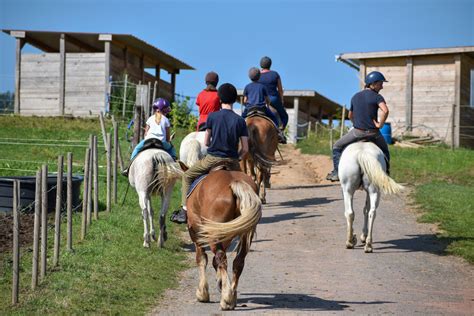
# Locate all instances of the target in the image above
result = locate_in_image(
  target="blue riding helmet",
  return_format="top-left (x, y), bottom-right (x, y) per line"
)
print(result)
top-left (365, 71), bottom-right (388, 85)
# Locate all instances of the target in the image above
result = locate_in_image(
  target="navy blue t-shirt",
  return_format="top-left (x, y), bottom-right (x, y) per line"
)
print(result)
top-left (258, 70), bottom-right (280, 97)
top-left (350, 89), bottom-right (385, 130)
top-left (244, 82), bottom-right (268, 107)
top-left (206, 109), bottom-right (249, 159)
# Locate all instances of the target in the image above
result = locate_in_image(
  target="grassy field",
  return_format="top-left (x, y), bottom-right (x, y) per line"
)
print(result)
top-left (0, 115), bottom-right (192, 314)
top-left (298, 131), bottom-right (474, 263)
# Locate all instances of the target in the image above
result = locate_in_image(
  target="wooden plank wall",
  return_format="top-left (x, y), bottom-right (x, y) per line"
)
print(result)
top-left (460, 54), bottom-right (474, 147)
top-left (65, 53), bottom-right (105, 116)
top-left (20, 54), bottom-right (60, 116)
top-left (412, 55), bottom-right (455, 141)
top-left (366, 58), bottom-right (406, 134)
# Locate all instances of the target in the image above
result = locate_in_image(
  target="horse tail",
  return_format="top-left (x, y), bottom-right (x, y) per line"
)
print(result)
top-left (149, 153), bottom-right (184, 194)
top-left (248, 124), bottom-right (275, 170)
top-left (197, 181), bottom-right (262, 249)
top-left (357, 151), bottom-right (404, 195)
top-left (185, 139), bottom-right (202, 167)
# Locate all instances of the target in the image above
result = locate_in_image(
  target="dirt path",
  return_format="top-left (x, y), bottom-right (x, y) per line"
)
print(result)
top-left (151, 145), bottom-right (474, 315)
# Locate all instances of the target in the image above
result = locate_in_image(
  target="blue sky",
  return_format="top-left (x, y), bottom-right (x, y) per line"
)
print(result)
top-left (1, 0), bottom-right (473, 109)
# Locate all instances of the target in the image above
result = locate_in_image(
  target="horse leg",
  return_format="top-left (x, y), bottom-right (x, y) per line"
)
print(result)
top-left (360, 193), bottom-right (370, 244)
top-left (147, 198), bottom-right (156, 242)
top-left (214, 248), bottom-right (233, 310)
top-left (343, 187), bottom-right (357, 249)
top-left (228, 234), bottom-right (250, 310)
top-left (158, 183), bottom-right (174, 247)
top-left (364, 188), bottom-right (380, 253)
top-left (138, 191), bottom-right (151, 248)
top-left (256, 168), bottom-right (266, 204)
top-left (264, 167), bottom-right (271, 188)
top-left (195, 243), bottom-right (210, 302)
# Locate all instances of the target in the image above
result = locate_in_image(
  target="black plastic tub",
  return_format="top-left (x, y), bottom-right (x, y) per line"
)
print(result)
top-left (0, 175), bottom-right (84, 214)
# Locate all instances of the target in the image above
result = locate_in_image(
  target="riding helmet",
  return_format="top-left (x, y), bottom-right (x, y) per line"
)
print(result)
top-left (248, 67), bottom-right (261, 81)
top-left (218, 83), bottom-right (238, 104)
top-left (152, 98), bottom-right (171, 115)
top-left (365, 71), bottom-right (388, 85)
top-left (260, 56), bottom-right (272, 69)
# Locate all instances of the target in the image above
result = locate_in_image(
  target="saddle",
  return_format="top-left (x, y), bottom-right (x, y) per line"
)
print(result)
top-left (246, 108), bottom-right (277, 127)
top-left (130, 138), bottom-right (166, 165)
top-left (186, 162), bottom-right (236, 198)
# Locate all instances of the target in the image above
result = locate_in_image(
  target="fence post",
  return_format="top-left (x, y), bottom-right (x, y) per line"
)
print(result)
top-left (93, 136), bottom-right (99, 220)
top-left (122, 73), bottom-right (128, 118)
top-left (12, 180), bottom-right (20, 305)
top-left (113, 121), bottom-right (118, 204)
top-left (106, 133), bottom-right (112, 212)
top-left (340, 106), bottom-right (346, 139)
top-left (40, 164), bottom-right (48, 280)
top-left (113, 117), bottom-right (124, 171)
top-left (32, 169), bottom-right (41, 289)
top-left (53, 155), bottom-right (63, 267)
top-left (66, 153), bottom-right (73, 251)
top-left (132, 106), bottom-right (142, 148)
top-left (87, 135), bottom-right (93, 226)
top-left (99, 112), bottom-right (108, 149)
top-left (307, 121), bottom-right (312, 137)
top-left (81, 148), bottom-right (90, 240)
top-left (451, 104), bottom-right (455, 150)
top-left (152, 81), bottom-right (157, 104)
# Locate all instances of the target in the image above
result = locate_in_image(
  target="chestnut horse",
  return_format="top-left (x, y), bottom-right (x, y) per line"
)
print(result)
top-left (241, 115), bottom-right (278, 203)
top-left (186, 169), bottom-right (262, 310)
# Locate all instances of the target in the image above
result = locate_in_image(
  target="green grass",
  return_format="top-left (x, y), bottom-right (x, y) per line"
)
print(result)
top-left (298, 130), bottom-right (474, 263)
top-left (0, 115), bottom-right (192, 314)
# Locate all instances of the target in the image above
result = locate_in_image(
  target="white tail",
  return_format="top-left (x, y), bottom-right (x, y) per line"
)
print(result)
top-left (185, 139), bottom-right (202, 167)
top-left (357, 151), bottom-right (404, 195)
top-left (197, 181), bottom-right (262, 248)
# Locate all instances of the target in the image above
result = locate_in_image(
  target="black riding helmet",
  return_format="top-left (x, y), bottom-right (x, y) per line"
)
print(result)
top-left (260, 56), bottom-right (272, 69)
top-left (248, 67), bottom-right (260, 81)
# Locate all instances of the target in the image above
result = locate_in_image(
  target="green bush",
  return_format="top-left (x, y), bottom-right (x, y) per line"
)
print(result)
top-left (169, 96), bottom-right (198, 132)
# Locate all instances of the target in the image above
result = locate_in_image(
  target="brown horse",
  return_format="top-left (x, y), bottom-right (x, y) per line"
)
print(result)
top-left (185, 169), bottom-right (262, 310)
top-left (241, 115), bottom-right (278, 203)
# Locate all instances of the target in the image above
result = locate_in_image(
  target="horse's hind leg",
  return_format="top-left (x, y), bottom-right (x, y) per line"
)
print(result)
top-left (195, 244), bottom-right (210, 302)
top-left (213, 247), bottom-right (232, 310)
top-left (227, 234), bottom-right (250, 310)
top-left (158, 183), bottom-right (174, 248)
top-left (364, 188), bottom-right (380, 253)
top-left (256, 168), bottom-right (266, 204)
top-left (147, 198), bottom-right (156, 242)
top-left (138, 191), bottom-right (151, 248)
top-left (343, 187), bottom-right (357, 249)
top-left (361, 193), bottom-right (370, 244)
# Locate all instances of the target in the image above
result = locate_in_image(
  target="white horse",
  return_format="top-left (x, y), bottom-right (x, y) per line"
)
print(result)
top-left (179, 131), bottom-right (207, 167)
top-left (129, 149), bottom-right (183, 248)
top-left (338, 142), bottom-right (404, 253)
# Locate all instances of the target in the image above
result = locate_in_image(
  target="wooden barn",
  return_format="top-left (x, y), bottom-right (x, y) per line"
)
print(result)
top-left (338, 46), bottom-right (474, 148)
top-left (2, 29), bottom-right (194, 117)
top-left (237, 89), bottom-right (343, 143)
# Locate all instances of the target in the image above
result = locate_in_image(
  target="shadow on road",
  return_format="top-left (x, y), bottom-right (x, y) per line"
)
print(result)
top-left (267, 196), bottom-right (336, 209)
top-left (271, 184), bottom-right (337, 190)
top-left (376, 234), bottom-right (467, 256)
top-left (259, 211), bottom-right (321, 225)
top-left (237, 292), bottom-right (393, 311)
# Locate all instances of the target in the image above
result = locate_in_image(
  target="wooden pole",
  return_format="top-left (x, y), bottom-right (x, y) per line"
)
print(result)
top-left (112, 117), bottom-right (124, 170)
top-left (87, 135), bottom-right (93, 225)
top-left (147, 81), bottom-right (152, 117)
top-left (113, 121), bottom-right (118, 204)
top-left (40, 164), bottom-right (48, 280)
top-left (106, 133), bottom-right (112, 212)
top-left (53, 155), bottom-right (63, 267)
top-left (122, 73), bottom-right (128, 118)
top-left (66, 153), bottom-right (73, 251)
top-left (99, 112), bottom-right (108, 149)
top-left (133, 106), bottom-right (142, 148)
top-left (12, 180), bottom-right (20, 305)
top-left (59, 34), bottom-right (66, 116)
top-left (340, 106), bottom-right (346, 139)
top-left (32, 169), bottom-right (41, 289)
top-left (81, 148), bottom-right (90, 240)
top-left (152, 81), bottom-right (157, 104)
top-left (307, 121), bottom-right (312, 137)
top-left (93, 136), bottom-right (99, 220)
top-left (451, 104), bottom-right (456, 150)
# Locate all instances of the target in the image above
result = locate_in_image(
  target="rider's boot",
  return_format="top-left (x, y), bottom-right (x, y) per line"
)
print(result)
top-left (326, 170), bottom-right (339, 182)
top-left (278, 129), bottom-right (287, 144)
top-left (170, 206), bottom-right (187, 224)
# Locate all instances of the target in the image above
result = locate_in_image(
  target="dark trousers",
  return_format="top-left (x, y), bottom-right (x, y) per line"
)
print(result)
top-left (332, 128), bottom-right (390, 172)
top-left (269, 95), bottom-right (288, 129)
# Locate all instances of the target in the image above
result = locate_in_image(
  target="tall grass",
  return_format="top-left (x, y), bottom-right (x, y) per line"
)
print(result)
top-left (0, 115), bottom-right (190, 314)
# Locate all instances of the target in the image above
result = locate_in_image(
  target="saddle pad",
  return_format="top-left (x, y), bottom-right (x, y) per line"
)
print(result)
top-left (187, 174), bottom-right (208, 198)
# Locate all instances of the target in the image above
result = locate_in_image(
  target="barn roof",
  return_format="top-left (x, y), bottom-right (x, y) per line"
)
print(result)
top-left (337, 46), bottom-right (474, 69)
top-left (2, 29), bottom-right (194, 73)
top-left (237, 89), bottom-right (343, 118)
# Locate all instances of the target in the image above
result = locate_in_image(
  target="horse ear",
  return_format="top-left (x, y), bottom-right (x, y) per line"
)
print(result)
top-left (178, 160), bottom-right (189, 171)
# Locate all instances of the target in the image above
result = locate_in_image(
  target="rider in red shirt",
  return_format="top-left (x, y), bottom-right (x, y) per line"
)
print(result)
top-left (196, 71), bottom-right (221, 131)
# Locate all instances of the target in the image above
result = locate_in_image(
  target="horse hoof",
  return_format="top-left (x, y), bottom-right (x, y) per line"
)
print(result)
top-left (364, 245), bottom-right (373, 253)
top-left (345, 243), bottom-right (355, 249)
top-left (151, 232), bottom-right (157, 242)
top-left (143, 242), bottom-right (150, 248)
top-left (196, 288), bottom-right (210, 302)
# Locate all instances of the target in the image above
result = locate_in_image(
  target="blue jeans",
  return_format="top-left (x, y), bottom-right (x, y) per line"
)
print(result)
top-left (242, 105), bottom-right (279, 128)
top-left (269, 95), bottom-right (288, 129)
top-left (131, 139), bottom-right (176, 160)
top-left (332, 128), bottom-right (390, 172)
